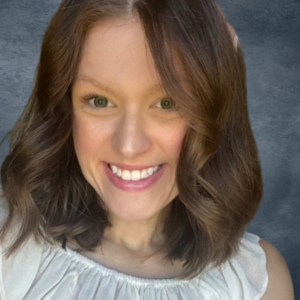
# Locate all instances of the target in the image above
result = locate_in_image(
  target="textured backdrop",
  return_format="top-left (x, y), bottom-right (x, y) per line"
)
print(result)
top-left (0, 0), bottom-right (299, 297)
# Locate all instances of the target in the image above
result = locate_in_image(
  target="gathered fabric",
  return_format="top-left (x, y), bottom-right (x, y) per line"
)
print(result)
top-left (0, 200), bottom-right (268, 300)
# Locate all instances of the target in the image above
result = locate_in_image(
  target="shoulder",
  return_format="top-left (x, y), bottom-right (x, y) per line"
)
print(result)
top-left (259, 239), bottom-right (294, 300)
top-left (0, 195), bottom-right (44, 300)
top-left (219, 233), bottom-right (293, 300)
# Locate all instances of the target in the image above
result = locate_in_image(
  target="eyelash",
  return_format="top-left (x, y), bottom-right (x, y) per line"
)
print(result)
top-left (81, 93), bottom-right (177, 110)
top-left (81, 93), bottom-right (114, 107)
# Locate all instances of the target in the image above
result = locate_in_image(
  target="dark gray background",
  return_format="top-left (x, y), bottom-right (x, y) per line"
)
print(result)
top-left (0, 0), bottom-right (299, 297)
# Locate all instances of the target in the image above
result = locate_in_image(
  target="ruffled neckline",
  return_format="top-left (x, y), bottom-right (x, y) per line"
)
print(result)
top-left (62, 246), bottom-right (203, 287)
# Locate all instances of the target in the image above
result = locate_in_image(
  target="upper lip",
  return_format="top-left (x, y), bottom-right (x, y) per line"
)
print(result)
top-left (106, 162), bottom-right (162, 171)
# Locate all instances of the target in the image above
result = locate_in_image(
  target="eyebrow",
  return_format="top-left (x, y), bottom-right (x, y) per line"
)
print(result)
top-left (75, 75), bottom-right (165, 96)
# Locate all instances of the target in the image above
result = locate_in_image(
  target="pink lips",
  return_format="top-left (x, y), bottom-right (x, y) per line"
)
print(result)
top-left (104, 162), bottom-right (165, 192)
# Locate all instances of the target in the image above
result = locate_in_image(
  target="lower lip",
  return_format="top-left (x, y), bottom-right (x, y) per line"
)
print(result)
top-left (104, 163), bottom-right (166, 192)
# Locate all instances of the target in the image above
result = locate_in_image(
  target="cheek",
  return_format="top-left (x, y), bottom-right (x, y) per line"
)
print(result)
top-left (72, 114), bottom-right (105, 163)
top-left (72, 116), bottom-right (91, 158)
top-left (154, 121), bottom-right (188, 162)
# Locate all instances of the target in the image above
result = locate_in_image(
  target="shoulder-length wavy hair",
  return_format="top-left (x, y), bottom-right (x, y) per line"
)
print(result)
top-left (1, 0), bottom-right (262, 278)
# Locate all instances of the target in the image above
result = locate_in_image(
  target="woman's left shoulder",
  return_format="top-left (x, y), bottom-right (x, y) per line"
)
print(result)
top-left (218, 232), bottom-right (294, 300)
top-left (259, 239), bottom-right (294, 300)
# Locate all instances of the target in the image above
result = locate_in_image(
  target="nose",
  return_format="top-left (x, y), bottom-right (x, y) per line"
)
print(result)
top-left (112, 110), bottom-right (152, 159)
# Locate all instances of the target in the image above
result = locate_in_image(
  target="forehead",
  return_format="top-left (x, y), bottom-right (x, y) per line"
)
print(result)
top-left (76, 18), bottom-right (161, 92)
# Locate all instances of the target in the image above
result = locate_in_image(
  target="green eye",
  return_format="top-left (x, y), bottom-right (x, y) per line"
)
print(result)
top-left (158, 98), bottom-right (176, 109)
top-left (91, 96), bottom-right (109, 107)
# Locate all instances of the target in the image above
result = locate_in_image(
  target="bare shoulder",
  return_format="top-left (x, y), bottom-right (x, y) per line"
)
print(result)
top-left (259, 239), bottom-right (294, 300)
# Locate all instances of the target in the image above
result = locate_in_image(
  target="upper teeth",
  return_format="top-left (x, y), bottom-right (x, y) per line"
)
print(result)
top-left (110, 164), bottom-right (160, 181)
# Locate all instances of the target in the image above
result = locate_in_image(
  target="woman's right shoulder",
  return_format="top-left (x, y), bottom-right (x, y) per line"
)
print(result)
top-left (0, 193), bottom-right (44, 300)
top-left (0, 191), bottom-right (8, 227)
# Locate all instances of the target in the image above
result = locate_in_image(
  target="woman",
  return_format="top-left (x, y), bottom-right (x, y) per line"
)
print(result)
top-left (0, 0), bottom-right (294, 299)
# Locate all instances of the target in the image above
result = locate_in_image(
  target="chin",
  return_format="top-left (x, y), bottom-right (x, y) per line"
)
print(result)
top-left (101, 193), bottom-right (173, 224)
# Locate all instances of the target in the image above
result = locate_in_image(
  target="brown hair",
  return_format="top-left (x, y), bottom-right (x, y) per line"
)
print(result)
top-left (0, 0), bottom-right (262, 278)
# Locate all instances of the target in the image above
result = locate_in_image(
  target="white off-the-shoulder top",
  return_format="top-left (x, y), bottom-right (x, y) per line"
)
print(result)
top-left (0, 200), bottom-right (268, 300)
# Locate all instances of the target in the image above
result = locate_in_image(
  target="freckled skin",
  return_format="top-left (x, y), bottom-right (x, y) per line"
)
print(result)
top-left (72, 18), bottom-right (188, 225)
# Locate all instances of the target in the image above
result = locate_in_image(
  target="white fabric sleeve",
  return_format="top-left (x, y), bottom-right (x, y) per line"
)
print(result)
top-left (0, 197), bottom-right (43, 300)
top-left (221, 232), bottom-right (269, 300)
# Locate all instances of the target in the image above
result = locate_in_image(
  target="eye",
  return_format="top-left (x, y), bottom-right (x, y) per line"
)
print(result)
top-left (155, 98), bottom-right (176, 110)
top-left (83, 94), bottom-right (114, 108)
top-left (90, 96), bottom-right (113, 108)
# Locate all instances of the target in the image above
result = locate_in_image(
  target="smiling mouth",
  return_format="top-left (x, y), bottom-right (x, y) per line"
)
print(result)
top-left (108, 163), bottom-right (163, 181)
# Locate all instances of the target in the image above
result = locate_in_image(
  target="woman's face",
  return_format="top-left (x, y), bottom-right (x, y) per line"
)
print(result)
top-left (72, 18), bottom-right (188, 222)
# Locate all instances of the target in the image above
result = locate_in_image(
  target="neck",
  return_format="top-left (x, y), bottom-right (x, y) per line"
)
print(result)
top-left (104, 212), bottom-right (165, 253)
top-left (67, 204), bottom-right (186, 278)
